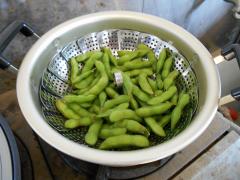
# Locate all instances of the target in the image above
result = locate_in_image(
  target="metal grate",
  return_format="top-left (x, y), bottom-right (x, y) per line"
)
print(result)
top-left (39, 29), bottom-right (199, 148)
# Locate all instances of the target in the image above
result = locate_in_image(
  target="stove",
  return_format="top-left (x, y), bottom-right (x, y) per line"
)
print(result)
top-left (0, 90), bottom-right (238, 180)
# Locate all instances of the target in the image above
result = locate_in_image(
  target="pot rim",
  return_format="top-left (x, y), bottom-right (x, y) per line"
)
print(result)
top-left (16, 11), bottom-right (220, 166)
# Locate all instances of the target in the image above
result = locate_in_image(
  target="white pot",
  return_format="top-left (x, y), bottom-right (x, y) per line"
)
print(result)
top-left (16, 11), bottom-right (220, 167)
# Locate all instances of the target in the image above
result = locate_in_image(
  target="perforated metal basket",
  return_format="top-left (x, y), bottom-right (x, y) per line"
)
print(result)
top-left (39, 29), bottom-right (199, 147)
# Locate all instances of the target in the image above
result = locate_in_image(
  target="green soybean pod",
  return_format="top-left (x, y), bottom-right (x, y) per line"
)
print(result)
top-left (113, 119), bottom-right (150, 137)
top-left (161, 56), bottom-right (173, 79)
top-left (148, 86), bottom-right (177, 105)
top-left (136, 49), bottom-right (149, 57)
top-left (158, 114), bottom-right (171, 128)
top-left (138, 73), bottom-right (154, 95)
top-left (97, 102), bottom-right (129, 118)
top-left (156, 48), bottom-right (167, 74)
top-left (137, 43), bottom-right (151, 51)
top-left (155, 90), bottom-right (163, 96)
top-left (64, 117), bottom-right (93, 129)
top-left (99, 134), bottom-right (149, 150)
top-left (125, 68), bottom-right (153, 77)
top-left (79, 103), bottom-right (92, 108)
top-left (147, 78), bottom-right (157, 92)
top-left (82, 52), bottom-right (103, 73)
top-left (85, 119), bottom-right (103, 146)
top-left (117, 51), bottom-right (139, 65)
top-left (75, 51), bottom-right (94, 62)
top-left (74, 73), bottom-right (95, 89)
top-left (87, 61), bottom-right (109, 95)
top-left (99, 128), bottom-right (127, 139)
top-left (89, 104), bottom-right (100, 114)
top-left (147, 51), bottom-right (157, 71)
top-left (89, 75), bottom-right (100, 88)
top-left (131, 77), bottom-right (138, 84)
top-left (156, 74), bottom-right (164, 90)
top-left (145, 117), bottom-right (166, 136)
top-left (132, 85), bottom-right (150, 103)
top-left (55, 100), bottom-right (80, 119)
top-left (163, 70), bottom-right (179, 90)
top-left (99, 91), bottom-right (107, 107)
top-left (130, 96), bottom-right (139, 110)
top-left (136, 101), bottom-right (172, 117)
top-left (171, 92), bottom-right (178, 105)
top-left (105, 87), bottom-right (119, 99)
top-left (121, 59), bottom-right (152, 71)
top-left (171, 93), bottom-right (190, 130)
top-left (70, 58), bottom-right (79, 84)
top-left (117, 50), bottom-right (130, 57)
top-left (103, 52), bottom-right (113, 80)
top-left (68, 103), bottom-right (91, 117)
top-left (109, 109), bottom-right (142, 122)
top-left (103, 48), bottom-right (117, 66)
top-left (72, 69), bottom-right (94, 84)
top-left (103, 95), bottom-right (129, 110)
top-left (122, 73), bottom-right (133, 97)
top-left (63, 94), bottom-right (96, 104)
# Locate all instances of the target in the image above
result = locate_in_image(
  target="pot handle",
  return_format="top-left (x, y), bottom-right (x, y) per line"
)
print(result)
top-left (0, 21), bottom-right (39, 74)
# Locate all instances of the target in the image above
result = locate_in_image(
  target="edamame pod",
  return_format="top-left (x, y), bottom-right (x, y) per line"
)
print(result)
top-left (68, 103), bottom-right (91, 117)
top-left (72, 69), bottom-right (94, 84)
top-left (63, 94), bottom-right (96, 104)
top-left (138, 73), bottom-right (154, 95)
top-left (87, 61), bottom-right (109, 95)
top-left (122, 73), bottom-right (133, 97)
top-left (161, 56), bottom-right (173, 79)
top-left (121, 59), bottom-right (152, 71)
top-left (125, 68), bottom-right (153, 77)
top-left (105, 87), bottom-right (119, 99)
top-left (163, 70), bottom-right (179, 90)
top-left (70, 58), bottom-right (79, 84)
top-left (55, 100), bottom-right (80, 119)
top-left (109, 109), bottom-right (141, 122)
top-left (102, 53), bottom-right (113, 80)
top-left (147, 51), bottom-right (157, 71)
top-left (132, 85), bottom-right (150, 102)
top-left (85, 119), bottom-right (103, 146)
top-left (156, 74), bottom-right (163, 90)
top-left (148, 86), bottom-right (177, 105)
top-left (97, 102), bottom-right (129, 118)
top-left (99, 135), bottom-right (149, 150)
top-left (137, 44), bottom-right (151, 51)
top-left (74, 73), bottom-right (95, 89)
top-left (64, 117), bottom-right (93, 129)
top-left (156, 48), bottom-right (167, 74)
top-left (136, 101), bottom-right (172, 117)
top-left (171, 93), bottom-right (190, 130)
top-left (147, 78), bottom-right (157, 92)
top-left (158, 114), bottom-right (171, 128)
top-left (117, 51), bottom-right (139, 65)
top-left (99, 128), bottom-right (127, 139)
top-left (113, 119), bottom-right (150, 137)
top-left (145, 117), bottom-right (166, 136)
top-left (103, 95), bottom-right (129, 111)
top-left (82, 52), bottom-right (103, 73)
top-left (99, 91), bottom-right (107, 107)
top-left (75, 51), bottom-right (94, 62)
top-left (103, 48), bottom-right (117, 66)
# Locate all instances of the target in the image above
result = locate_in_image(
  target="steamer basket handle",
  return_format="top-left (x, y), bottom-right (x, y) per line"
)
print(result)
top-left (0, 21), bottom-right (39, 74)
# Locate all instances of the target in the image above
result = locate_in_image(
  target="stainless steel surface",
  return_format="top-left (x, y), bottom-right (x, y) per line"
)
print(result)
top-left (39, 29), bottom-right (199, 146)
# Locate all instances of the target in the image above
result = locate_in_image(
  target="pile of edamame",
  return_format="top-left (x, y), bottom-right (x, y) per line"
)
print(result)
top-left (55, 44), bottom-right (190, 150)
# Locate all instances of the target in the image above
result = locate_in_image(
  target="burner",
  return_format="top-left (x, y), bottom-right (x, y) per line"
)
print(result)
top-left (59, 152), bottom-right (173, 180)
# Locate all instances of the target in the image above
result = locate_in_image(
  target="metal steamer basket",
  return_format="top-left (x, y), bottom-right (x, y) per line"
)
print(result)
top-left (14, 12), bottom-right (220, 166)
top-left (40, 29), bottom-right (198, 146)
